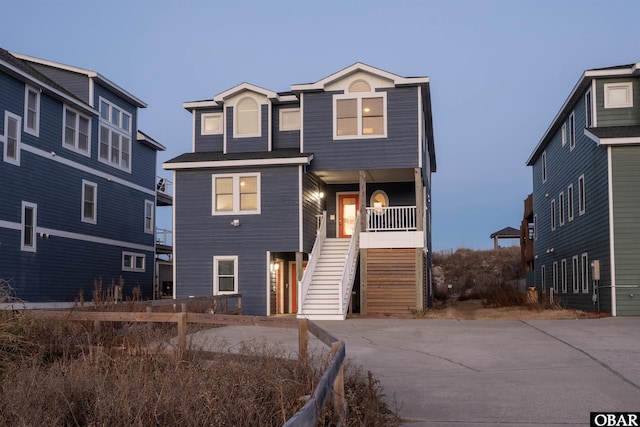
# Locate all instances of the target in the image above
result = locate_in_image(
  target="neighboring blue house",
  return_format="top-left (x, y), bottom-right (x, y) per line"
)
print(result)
top-left (164, 63), bottom-right (436, 319)
top-left (0, 49), bottom-right (165, 305)
top-left (527, 60), bottom-right (640, 316)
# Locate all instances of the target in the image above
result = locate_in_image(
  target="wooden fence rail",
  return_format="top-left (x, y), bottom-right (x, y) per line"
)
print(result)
top-left (29, 304), bottom-right (346, 426)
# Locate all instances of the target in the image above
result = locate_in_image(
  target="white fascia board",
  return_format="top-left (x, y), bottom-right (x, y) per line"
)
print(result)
top-left (213, 82), bottom-right (278, 103)
top-left (584, 68), bottom-right (635, 78)
top-left (584, 128), bottom-right (640, 145)
top-left (163, 155), bottom-right (313, 170)
top-left (136, 130), bottom-right (166, 151)
top-left (0, 58), bottom-right (97, 116)
top-left (183, 100), bottom-right (220, 110)
top-left (584, 129), bottom-right (601, 144)
top-left (291, 62), bottom-right (429, 91)
top-left (10, 52), bottom-right (146, 108)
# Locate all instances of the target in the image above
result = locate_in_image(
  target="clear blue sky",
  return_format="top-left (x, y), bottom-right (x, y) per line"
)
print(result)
top-left (2, 0), bottom-right (639, 251)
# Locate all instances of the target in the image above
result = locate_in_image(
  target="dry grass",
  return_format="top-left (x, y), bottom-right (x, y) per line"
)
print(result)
top-left (0, 279), bottom-right (398, 426)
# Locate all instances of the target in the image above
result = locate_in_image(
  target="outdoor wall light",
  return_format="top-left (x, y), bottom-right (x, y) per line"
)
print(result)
top-left (231, 219), bottom-right (240, 227)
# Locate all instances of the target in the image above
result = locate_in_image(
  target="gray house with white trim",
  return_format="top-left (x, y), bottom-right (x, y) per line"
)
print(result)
top-left (164, 63), bottom-right (436, 319)
top-left (527, 60), bottom-right (640, 316)
top-left (0, 49), bottom-right (164, 304)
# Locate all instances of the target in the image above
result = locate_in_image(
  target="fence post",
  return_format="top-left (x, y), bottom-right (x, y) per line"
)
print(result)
top-left (177, 303), bottom-right (187, 354)
top-left (298, 319), bottom-right (308, 363)
top-left (332, 341), bottom-right (345, 425)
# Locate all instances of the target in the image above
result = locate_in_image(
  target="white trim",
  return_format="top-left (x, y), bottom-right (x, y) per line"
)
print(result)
top-left (561, 258), bottom-right (567, 293)
top-left (122, 251), bottom-right (146, 272)
top-left (360, 231), bottom-right (424, 248)
top-left (191, 110), bottom-right (196, 152)
top-left (333, 91), bottom-right (387, 140)
top-left (171, 170), bottom-right (177, 299)
top-left (541, 264), bottom-right (546, 293)
top-left (214, 82), bottom-right (278, 103)
top-left (279, 108), bottom-right (301, 131)
top-left (266, 252), bottom-right (271, 316)
top-left (300, 93), bottom-right (304, 153)
top-left (21, 201), bottom-right (37, 252)
top-left (211, 172), bottom-right (261, 215)
top-left (183, 100), bottom-right (220, 109)
top-left (541, 151), bottom-right (547, 183)
top-left (559, 191), bottom-right (565, 226)
top-left (163, 155), bottom-right (313, 170)
top-left (607, 146), bottom-right (617, 316)
top-left (144, 199), bottom-right (154, 234)
top-left (21, 144), bottom-right (155, 196)
top-left (561, 122), bottom-right (567, 146)
top-left (550, 199), bottom-right (556, 231)
top-left (213, 255), bottom-right (238, 295)
top-left (584, 88), bottom-right (593, 128)
top-left (298, 165), bottom-right (303, 253)
top-left (201, 112), bottom-right (223, 135)
top-left (35, 226), bottom-right (154, 252)
top-left (533, 214), bottom-right (537, 241)
top-left (89, 78), bottom-right (94, 107)
top-left (572, 255), bottom-right (579, 293)
top-left (63, 105), bottom-right (92, 157)
top-left (592, 79), bottom-right (598, 126)
top-left (81, 180), bottom-right (98, 224)
top-left (585, 128), bottom-right (640, 146)
top-left (553, 261), bottom-right (558, 293)
top-left (98, 96), bottom-right (133, 172)
top-left (0, 219), bottom-right (21, 231)
top-left (418, 86), bottom-right (423, 169)
top-left (3, 111), bottom-right (21, 166)
top-left (581, 252), bottom-right (589, 294)
top-left (268, 102), bottom-right (272, 151)
top-left (223, 106), bottom-right (228, 153)
top-left (567, 183), bottom-right (574, 222)
top-left (569, 111), bottom-right (576, 151)
top-left (24, 85), bottom-right (40, 137)
top-left (604, 82), bottom-right (633, 109)
top-left (578, 174), bottom-right (586, 216)
top-left (291, 62), bottom-right (428, 92)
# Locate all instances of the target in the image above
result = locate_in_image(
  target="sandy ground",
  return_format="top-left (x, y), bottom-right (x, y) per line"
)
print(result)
top-left (417, 299), bottom-right (605, 320)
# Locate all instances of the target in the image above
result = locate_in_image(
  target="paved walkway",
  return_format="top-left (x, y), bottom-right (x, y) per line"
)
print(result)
top-left (190, 317), bottom-right (640, 426)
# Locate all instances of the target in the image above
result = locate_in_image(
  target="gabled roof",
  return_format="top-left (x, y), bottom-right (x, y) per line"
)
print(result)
top-left (163, 148), bottom-right (313, 170)
top-left (290, 62), bottom-right (429, 92)
top-left (11, 51), bottom-right (147, 108)
top-left (137, 130), bottom-right (166, 151)
top-left (213, 82), bottom-right (278, 103)
top-left (526, 61), bottom-right (640, 166)
top-left (0, 48), bottom-right (95, 115)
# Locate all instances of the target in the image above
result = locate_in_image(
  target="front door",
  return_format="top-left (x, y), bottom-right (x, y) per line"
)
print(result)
top-left (338, 193), bottom-right (359, 238)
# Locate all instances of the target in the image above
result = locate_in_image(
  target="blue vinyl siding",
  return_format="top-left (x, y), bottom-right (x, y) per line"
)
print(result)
top-left (304, 88), bottom-right (420, 172)
top-left (194, 109), bottom-right (224, 153)
top-left (225, 105), bottom-right (269, 153)
top-left (0, 62), bottom-right (157, 303)
top-left (274, 105), bottom-right (301, 150)
top-left (30, 63), bottom-right (91, 104)
top-left (303, 172), bottom-right (324, 251)
top-left (532, 87), bottom-right (610, 312)
top-left (174, 165), bottom-right (300, 314)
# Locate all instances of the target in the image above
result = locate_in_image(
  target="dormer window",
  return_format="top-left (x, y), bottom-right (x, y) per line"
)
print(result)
top-left (235, 97), bottom-right (260, 138)
top-left (333, 80), bottom-right (387, 139)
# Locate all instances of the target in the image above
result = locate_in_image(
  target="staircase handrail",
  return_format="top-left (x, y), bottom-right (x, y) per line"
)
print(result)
top-left (298, 211), bottom-right (327, 316)
top-left (338, 212), bottom-right (360, 318)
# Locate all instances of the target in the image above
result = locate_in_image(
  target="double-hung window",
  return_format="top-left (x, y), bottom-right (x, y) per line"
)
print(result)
top-left (572, 256), bottom-right (579, 293)
top-left (567, 184), bottom-right (574, 221)
top-left (581, 253), bottom-right (589, 293)
top-left (561, 259), bottom-right (567, 293)
top-left (122, 252), bottom-right (145, 272)
top-left (213, 256), bottom-right (238, 295)
top-left (21, 201), bottom-right (37, 252)
top-left (559, 191), bottom-right (565, 226)
top-left (569, 112), bottom-right (576, 151)
top-left (24, 86), bottom-right (40, 137)
top-left (212, 173), bottom-right (260, 215)
top-left (144, 200), bottom-right (154, 234)
top-left (99, 98), bottom-right (132, 171)
top-left (64, 106), bottom-right (91, 155)
top-left (578, 175), bottom-right (586, 215)
top-left (3, 111), bottom-right (21, 166)
top-left (82, 180), bottom-right (97, 224)
top-left (334, 80), bottom-right (386, 139)
top-left (550, 199), bottom-right (556, 231)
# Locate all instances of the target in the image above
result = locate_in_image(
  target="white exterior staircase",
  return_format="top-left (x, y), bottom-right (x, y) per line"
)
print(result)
top-left (298, 238), bottom-right (350, 320)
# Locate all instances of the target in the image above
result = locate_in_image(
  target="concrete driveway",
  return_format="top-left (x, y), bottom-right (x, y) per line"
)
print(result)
top-left (191, 317), bottom-right (640, 426)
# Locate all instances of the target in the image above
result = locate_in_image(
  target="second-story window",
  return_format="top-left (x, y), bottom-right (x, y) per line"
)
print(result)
top-left (212, 173), bottom-right (260, 215)
top-left (201, 112), bottom-right (223, 135)
top-left (569, 112), bottom-right (576, 151)
top-left (63, 107), bottom-right (91, 155)
top-left (541, 151), bottom-right (547, 183)
top-left (3, 111), bottom-right (21, 166)
top-left (24, 86), bottom-right (40, 137)
top-left (334, 80), bottom-right (387, 139)
top-left (82, 180), bottom-right (97, 224)
top-left (144, 200), bottom-right (154, 234)
top-left (585, 89), bottom-right (592, 128)
top-left (99, 98), bottom-right (132, 171)
top-left (235, 97), bottom-right (260, 138)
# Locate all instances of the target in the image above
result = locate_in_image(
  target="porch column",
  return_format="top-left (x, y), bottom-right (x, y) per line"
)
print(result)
top-left (359, 170), bottom-right (367, 315)
top-left (415, 168), bottom-right (425, 311)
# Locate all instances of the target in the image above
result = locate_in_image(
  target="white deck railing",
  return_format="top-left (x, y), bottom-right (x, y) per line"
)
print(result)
top-left (298, 212), bottom-right (327, 316)
top-left (339, 213), bottom-right (360, 318)
top-left (156, 176), bottom-right (173, 197)
top-left (366, 206), bottom-right (417, 231)
top-left (156, 227), bottom-right (172, 246)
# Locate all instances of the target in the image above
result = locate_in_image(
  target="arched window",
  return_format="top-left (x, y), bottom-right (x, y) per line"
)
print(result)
top-left (370, 190), bottom-right (389, 214)
top-left (236, 97), bottom-right (259, 137)
top-left (349, 80), bottom-right (371, 93)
